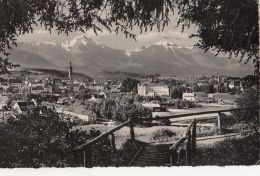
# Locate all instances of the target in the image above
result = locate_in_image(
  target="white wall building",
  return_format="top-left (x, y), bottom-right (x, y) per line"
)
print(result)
top-left (137, 83), bottom-right (170, 97)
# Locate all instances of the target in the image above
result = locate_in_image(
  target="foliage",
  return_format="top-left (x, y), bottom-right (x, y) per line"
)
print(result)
top-left (0, 111), bottom-right (106, 167)
top-left (120, 77), bottom-right (140, 93)
top-left (234, 88), bottom-right (259, 124)
top-left (192, 133), bottom-right (259, 165)
top-left (177, 0), bottom-right (259, 63)
top-left (174, 98), bottom-right (196, 109)
top-left (152, 128), bottom-right (176, 142)
top-left (157, 118), bottom-right (171, 126)
top-left (0, 0), bottom-right (258, 74)
top-left (84, 98), bottom-right (152, 122)
top-left (111, 140), bottom-right (143, 166)
top-left (74, 88), bottom-right (92, 100)
top-left (170, 86), bottom-right (183, 99)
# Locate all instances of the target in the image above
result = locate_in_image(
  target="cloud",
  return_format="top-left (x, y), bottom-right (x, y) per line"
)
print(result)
top-left (34, 29), bottom-right (49, 35)
top-left (84, 29), bottom-right (113, 37)
top-left (136, 30), bottom-right (189, 41)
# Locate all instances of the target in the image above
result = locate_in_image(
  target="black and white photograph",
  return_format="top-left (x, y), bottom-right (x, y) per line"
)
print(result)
top-left (0, 0), bottom-right (259, 170)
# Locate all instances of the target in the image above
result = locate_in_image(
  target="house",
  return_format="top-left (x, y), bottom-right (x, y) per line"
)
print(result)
top-left (86, 82), bottom-right (104, 92)
top-left (9, 79), bottom-right (23, 91)
top-left (141, 103), bottom-right (162, 112)
top-left (73, 83), bottom-right (81, 93)
top-left (41, 101), bottom-right (56, 110)
top-left (228, 80), bottom-right (241, 89)
top-left (13, 101), bottom-right (36, 114)
top-left (110, 83), bottom-right (121, 93)
top-left (183, 92), bottom-right (214, 103)
top-left (182, 93), bottom-right (196, 102)
top-left (0, 95), bottom-right (9, 110)
top-left (31, 86), bottom-right (45, 94)
top-left (44, 83), bottom-right (53, 94)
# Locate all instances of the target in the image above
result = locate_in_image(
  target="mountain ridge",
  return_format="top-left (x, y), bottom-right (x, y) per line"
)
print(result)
top-left (8, 36), bottom-right (254, 77)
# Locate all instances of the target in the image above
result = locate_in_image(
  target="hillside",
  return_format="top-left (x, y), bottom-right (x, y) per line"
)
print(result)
top-left (3, 68), bottom-right (92, 82)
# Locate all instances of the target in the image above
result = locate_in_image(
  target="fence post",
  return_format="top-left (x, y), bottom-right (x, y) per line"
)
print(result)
top-left (83, 146), bottom-right (92, 168)
top-left (129, 119), bottom-right (135, 141)
top-left (191, 119), bottom-right (197, 154)
top-left (185, 131), bottom-right (191, 166)
top-left (217, 112), bottom-right (222, 134)
top-left (110, 133), bottom-right (116, 151)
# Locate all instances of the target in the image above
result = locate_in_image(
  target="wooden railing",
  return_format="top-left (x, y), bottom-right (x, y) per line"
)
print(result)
top-left (74, 119), bottom-right (135, 167)
top-left (74, 106), bottom-right (259, 167)
top-left (169, 119), bottom-right (197, 166)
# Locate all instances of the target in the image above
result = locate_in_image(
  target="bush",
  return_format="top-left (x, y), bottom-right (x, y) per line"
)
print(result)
top-left (192, 133), bottom-right (259, 165)
top-left (152, 128), bottom-right (176, 142)
top-left (111, 140), bottom-right (144, 166)
top-left (157, 118), bottom-right (171, 126)
top-left (0, 111), bottom-right (108, 167)
top-left (234, 88), bottom-right (259, 124)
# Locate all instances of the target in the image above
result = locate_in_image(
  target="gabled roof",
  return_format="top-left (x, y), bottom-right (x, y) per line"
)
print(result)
top-left (15, 101), bottom-right (36, 112)
top-left (32, 86), bottom-right (45, 90)
top-left (9, 79), bottom-right (22, 84)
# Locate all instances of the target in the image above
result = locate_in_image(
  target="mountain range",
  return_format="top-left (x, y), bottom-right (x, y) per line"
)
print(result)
top-left (8, 35), bottom-right (254, 77)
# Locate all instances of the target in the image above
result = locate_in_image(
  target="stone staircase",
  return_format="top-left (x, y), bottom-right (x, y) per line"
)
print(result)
top-left (130, 143), bottom-right (172, 166)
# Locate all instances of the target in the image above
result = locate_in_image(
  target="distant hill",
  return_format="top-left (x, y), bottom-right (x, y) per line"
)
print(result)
top-left (3, 68), bottom-right (92, 82)
top-left (29, 68), bottom-right (93, 81)
top-left (98, 71), bottom-right (160, 80)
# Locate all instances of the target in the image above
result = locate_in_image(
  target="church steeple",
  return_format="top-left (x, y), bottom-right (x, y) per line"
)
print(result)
top-left (68, 61), bottom-right (73, 80)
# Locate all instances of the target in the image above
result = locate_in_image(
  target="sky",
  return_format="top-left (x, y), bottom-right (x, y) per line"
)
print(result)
top-left (17, 16), bottom-right (199, 51)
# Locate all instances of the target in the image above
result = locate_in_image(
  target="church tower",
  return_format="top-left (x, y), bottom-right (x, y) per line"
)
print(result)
top-left (68, 61), bottom-right (73, 80)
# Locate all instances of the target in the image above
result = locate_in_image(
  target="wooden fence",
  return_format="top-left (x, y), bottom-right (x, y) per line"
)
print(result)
top-left (169, 119), bottom-right (196, 166)
top-left (74, 106), bottom-right (259, 167)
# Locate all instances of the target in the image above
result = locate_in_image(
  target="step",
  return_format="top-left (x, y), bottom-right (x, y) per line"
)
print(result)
top-left (136, 157), bottom-right (170, 162)
top-left (134, 161), bottom-right (169, 166)
top-left (141, 153), bottom-right (171, 157)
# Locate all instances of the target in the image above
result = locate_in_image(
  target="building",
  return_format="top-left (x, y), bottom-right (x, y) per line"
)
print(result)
top-left (9, 79), bottom-right (23, 90)
top-left (138, 83), bottom-right (170, 97)
top-left (31, 86), bottom-right (45, 94)
top-left (44, 83), bottom-right (53, 94)
top-left (182, 93), bottom-right (196, 102)
top-left (86, 82), bottom-right (104, 92)
top-left (183, 92), bottom-right (214, 103)
top-left (41, 101), bottom-right (56, 110)
top-left (141, 103), bottom-right (162, 112)
top-left (13, 101), bottom-right (37, 114)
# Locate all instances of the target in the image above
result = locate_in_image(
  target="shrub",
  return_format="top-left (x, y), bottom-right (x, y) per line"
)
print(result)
top-left (192, 133), bottom-right (259, 165)
top-left (0, 111), bottom-right (108, 167)
top-left (111, 140), bottom-right (144, 166)
top-left (152, 128), bottom-right (176, 142)
top-left (157, 118), bottom-right (171, 126)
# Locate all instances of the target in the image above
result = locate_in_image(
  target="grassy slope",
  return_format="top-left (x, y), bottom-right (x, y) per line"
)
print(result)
top-left (193, 134), bottom-right (259, 165)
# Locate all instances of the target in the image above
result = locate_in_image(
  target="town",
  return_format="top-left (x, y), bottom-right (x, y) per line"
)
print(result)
top-left (0, 61), bottom-right (257, 123)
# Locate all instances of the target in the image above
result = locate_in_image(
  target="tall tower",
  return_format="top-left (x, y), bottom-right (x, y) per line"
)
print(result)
top-left (68, 61), bottom-right (73, 80)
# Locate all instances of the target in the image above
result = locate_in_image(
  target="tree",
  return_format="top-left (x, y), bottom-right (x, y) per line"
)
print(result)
top-left (170, 86), bottom-right (183, 99)
top-left (120, 78), bottom-right (140, 93)
top-left (234, 88), bottom-right (259, 124)
top-left (176, 0), bottom-right (258, 63)
top-left (0, 110), bottom-right (108, 167)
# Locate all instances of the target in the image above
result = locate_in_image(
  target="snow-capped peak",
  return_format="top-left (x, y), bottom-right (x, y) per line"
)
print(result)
top-left (61, 35), bottom-right (105, 51)
top-left (154, 39), bottom-right (177, 52)
top-left (154, 39), bottom-right (176, 47)
top-left (125, 46), bottom-right (148, 56)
